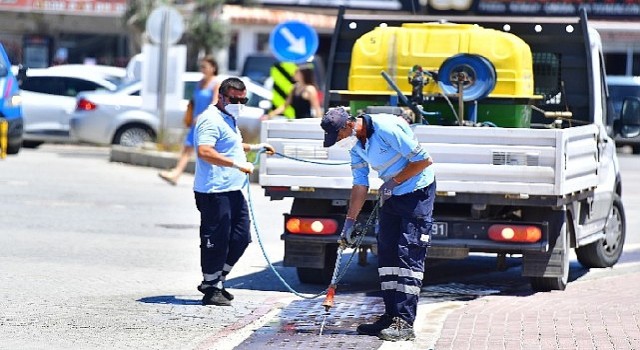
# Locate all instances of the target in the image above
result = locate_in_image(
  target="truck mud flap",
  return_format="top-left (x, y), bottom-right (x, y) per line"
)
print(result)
top-left (522, 212), bottom-right (568, 279)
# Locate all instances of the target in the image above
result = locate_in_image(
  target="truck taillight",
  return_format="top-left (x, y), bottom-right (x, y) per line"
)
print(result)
top-left (76, 98), bottom-right (97, 111)
top-left (286, 217), bottom-right (338, 235)
top-left (488, 224), bottom-right (542, 243)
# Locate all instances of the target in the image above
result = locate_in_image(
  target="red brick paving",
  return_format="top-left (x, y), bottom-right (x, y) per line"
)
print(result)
top-left (433, 271), bottom-right (640, 350)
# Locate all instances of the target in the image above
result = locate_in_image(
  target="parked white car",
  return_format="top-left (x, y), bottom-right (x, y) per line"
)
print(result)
top-left (20, 67), bottom-right (120, 147)
top-left (46, 64), bottom-right (129, 84)
top-left (69, 73), bottom-right (272, 147)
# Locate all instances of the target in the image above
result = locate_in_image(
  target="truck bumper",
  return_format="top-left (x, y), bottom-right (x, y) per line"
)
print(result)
top-left (429, 218), bottom-right (550, 255)
top-left (282, 233), bottom-right (377, 269)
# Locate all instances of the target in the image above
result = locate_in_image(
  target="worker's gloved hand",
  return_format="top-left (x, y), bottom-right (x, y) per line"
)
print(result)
top-left (339, 218), bottom-right (356, 247)
top-left (250, 143), bottom-right (275, 155)
top-left (379, 178), bottom-right (399, 206)
top-left (233, 161), bottom-right (255, 174)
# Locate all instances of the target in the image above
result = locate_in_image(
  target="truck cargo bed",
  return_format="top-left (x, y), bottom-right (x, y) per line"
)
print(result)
top-left (259, 119), bottom-right (599, 198)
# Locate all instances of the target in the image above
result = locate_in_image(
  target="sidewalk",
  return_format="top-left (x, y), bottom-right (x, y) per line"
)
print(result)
top-left (423, 267), bottom-right (640, 350)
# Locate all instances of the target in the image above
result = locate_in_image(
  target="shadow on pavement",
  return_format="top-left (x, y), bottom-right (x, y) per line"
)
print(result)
top-left (137, 295), bottom-right (202, 305)
top-left (224, 253), bottom-right (380, 296)
top-left (138, 252), bottom-right (607, 306)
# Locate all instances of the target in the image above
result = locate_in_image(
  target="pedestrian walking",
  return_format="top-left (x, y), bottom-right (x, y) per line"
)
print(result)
top-left (193, 77), bottom-right (274, 306)
top-left (159, 55), bottom-right (220, 185)
top-left (320, 107), bottom-right (435, 341)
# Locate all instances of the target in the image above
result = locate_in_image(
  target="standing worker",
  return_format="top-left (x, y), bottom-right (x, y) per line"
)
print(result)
top-left (266, 64), bottom-right (322, 119)
top-left (159, 55), bottom-right (220, 185)
top-left (320, 107), bottom-right (435, 341)
top-left (193, 77), bottom-right (274, 306)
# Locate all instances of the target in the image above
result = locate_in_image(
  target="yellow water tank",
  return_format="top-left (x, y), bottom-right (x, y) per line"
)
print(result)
top-left (348, 22), bottom-right (535, 99)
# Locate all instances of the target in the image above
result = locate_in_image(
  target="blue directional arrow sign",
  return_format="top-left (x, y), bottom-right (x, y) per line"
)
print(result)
top-left (269, 20), bottom-right (319, 63)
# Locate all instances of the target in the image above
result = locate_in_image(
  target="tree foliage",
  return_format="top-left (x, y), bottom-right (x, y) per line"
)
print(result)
top-left (188, 0), bottom-right (227, 58)
top-left (123, 0), bottom-right (229, 68)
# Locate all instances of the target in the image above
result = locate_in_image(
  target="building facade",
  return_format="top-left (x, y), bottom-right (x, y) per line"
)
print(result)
top-left (0, 0), bottom-right (638, 76)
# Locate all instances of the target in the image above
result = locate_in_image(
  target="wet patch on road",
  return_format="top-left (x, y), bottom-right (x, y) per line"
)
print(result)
top-left (236, 295), bottom-right (385, 349)
top-left (421, 282), bottom-right (502, 302)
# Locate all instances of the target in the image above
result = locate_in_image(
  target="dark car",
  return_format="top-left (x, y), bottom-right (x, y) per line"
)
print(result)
top-left (608, 75), bottom-right (640, 154)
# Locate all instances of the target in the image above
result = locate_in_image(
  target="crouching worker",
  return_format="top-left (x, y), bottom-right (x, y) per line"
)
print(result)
top-left (194, 77), bottom-right (274, 306)
top-left (320, 107), bottom-right (435, 341)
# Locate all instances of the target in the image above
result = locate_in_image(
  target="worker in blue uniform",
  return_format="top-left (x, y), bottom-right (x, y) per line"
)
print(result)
top-left (193, 77), bottom-right (274, 306)
top-left (321, 107), bottom-right (435, 341)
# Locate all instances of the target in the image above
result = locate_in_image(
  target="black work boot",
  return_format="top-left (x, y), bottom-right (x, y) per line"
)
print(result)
top-left (198, 283), bottom-right (234, 301)
top-left (356, 313), bottom-right (393, 336)
top-left (378, 317), bottom-right (415, 341)
top-left (201, 287), bottom-right (232, 306)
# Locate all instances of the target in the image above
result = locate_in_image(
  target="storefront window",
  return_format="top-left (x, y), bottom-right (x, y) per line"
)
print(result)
top-left (57, 33), bottom-right (129, 67)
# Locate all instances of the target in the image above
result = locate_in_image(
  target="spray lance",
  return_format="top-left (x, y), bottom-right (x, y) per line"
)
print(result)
top-left (318, 203), bottom-right (380, 335)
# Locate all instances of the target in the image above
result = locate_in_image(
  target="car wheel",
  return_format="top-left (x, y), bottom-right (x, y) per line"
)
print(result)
top-left (576, 195), bottom-right (625, 268)
top-left (7, 140), bottom-right (22, 154)
top-left (113, 125), bottom-right (155, 147)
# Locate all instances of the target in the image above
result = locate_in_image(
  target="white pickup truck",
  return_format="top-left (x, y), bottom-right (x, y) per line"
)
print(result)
top-left (258, 10), bottom-right (640, 291)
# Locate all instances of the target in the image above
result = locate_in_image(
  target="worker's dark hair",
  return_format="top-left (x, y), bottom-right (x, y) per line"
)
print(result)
top-left (218, 77), bottom-right (246, 95)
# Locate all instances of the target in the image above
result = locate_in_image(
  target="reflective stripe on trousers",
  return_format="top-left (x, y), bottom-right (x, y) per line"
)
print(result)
top-left (377, 181), bottom-right (435, 325)
top-left (195, 190), bottom-right (251, 286)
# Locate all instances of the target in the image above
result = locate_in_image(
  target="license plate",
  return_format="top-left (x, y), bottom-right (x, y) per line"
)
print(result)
top-left (431, 222), bottom-right (448, 238)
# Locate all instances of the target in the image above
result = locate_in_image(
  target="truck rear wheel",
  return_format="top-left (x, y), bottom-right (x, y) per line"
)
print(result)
top-left (576, 195), bottom-right (625, 268)
top-left (296, 243), bottom-right (338, 285)
top-left (528, 222), bottom-right (570, 292)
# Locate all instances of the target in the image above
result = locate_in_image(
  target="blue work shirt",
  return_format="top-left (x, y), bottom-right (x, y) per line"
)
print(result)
top-left (350, 114), bottom-right (434, 195)
top-left (193, 105), bottom-right (247, 193)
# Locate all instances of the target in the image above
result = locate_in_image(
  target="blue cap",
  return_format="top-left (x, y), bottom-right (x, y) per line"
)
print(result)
top-left (320, 107), bottom-right (350, 147)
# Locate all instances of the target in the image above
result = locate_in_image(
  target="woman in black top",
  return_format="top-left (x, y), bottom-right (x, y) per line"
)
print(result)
top-left (267, 64), bottom-right (322, 119)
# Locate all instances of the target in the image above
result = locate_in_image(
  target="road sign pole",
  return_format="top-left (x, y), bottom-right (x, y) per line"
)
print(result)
top-left (157, 12), bottom-right (169, 147)
top-left (146, 5), bottom-right (184, 148)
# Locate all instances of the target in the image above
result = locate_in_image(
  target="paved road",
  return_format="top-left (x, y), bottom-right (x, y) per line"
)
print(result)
top-left (0, 145), bottom-right (298, 349)
top-left (2, 144), bottom-right (639, 350)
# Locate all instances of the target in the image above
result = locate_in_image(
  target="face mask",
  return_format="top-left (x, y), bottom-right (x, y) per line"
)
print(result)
top-left (225, 103), bottom-right (244, 118)
top-left (334, 128), bottom-right (357, 149)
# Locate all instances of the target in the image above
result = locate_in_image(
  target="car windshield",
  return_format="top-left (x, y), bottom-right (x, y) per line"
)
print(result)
top-left (115, 79), bottom-right (140, 92)
top-left (242, 56), bottom-right (277, 85)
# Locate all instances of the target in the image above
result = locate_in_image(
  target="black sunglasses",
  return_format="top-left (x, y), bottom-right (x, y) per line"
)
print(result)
top-left (224, 95), bottom-right (248, 104)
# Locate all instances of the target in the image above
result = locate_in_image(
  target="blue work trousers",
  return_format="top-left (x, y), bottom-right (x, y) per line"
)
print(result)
top-left (377, 181), bottom-right (435, 325)
top-left (194, 190), bottom-right (251, 286)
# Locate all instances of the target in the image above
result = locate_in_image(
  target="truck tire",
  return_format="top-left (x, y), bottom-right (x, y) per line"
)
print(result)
top-left (296, 243), bottom-right (338, 285)
top-left (576, 195), bottom-right (625, 268)
top-left (528, 222), bottom-right (570, 292)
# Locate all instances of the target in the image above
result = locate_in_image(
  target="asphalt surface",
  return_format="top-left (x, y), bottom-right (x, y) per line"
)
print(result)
top-left (2, 144), bottom-right (639, 350)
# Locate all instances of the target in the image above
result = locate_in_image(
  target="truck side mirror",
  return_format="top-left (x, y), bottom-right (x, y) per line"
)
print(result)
top-left (619, 96), bottom-right (640, 138)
